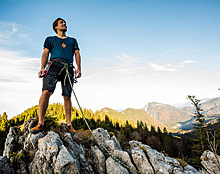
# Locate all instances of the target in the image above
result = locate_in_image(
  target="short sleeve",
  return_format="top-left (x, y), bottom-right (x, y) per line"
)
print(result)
top-left (43, 37), bottom-right (51, 51)
top-left (73, 39), bottom-right (80, 50)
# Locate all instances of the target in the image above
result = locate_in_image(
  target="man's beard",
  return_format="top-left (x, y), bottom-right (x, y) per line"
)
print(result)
top-left (61, 28), bottom-right (67, 32)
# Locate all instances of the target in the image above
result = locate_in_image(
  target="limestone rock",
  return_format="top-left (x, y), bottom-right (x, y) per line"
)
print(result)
top-left (3, 127), bottom-right (22, 158)
top-left (131, 147), bottom-right (154, 174)
top-left (29, 131), bottom-right (80, 174)
top-left (106, 157), bottom-right (129, 174)
top-left (110, 135), bottom-right (122, 151)
top-left (91, 145), bottom-right (106, 174)
top-left (2, 124), bottom-right (210, 174)
top-left (183, 165), bottom-right (201, 174)
top-left (92, 128), bottom-right (121, 153)
top-left (200, 150), bottom-right (220, 174)
top-left (24, 132), bottom-right (44, 151)
top-left (54, 145), bottom-right (80, 174)
top-left (62, 132), bottom-right (84, 159)
top-left (129, 140), bottom-right (202, 174)
top-left (0, 156), bottom-right (14, 174)
top-left (62, 133), bottom-right (94, 174)
top-left (113, 150), bottom-right (137, 174)
top-left (92, 128), bottom-right (110, 142)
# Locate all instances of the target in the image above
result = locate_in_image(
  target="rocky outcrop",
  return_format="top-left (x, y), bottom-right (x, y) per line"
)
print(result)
top-left (91, 145), bottom-right (105, 174)
top-left (129, 140), bottom-right (201, 174)
top-left (200, 150), bottom-right (220, 174)
top-left (106, 157), bottom-right (129, 174)
top-left (0, 156), bottom-right (14, 174)
top-left (2, 123), bottom-right (218, 174)
top-left (3, 126), bottom-right (22, 158)
top-left (29, 131), bottom-right (81, 174)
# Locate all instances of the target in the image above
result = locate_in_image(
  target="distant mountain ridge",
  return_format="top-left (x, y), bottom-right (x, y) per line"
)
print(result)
top-left (144, 102), bottom-right (192, 127)
top-left (181, 97), bottom-right (220, 114)
top-left (99, 107), bottom-right (170, 130)
top-left (174, 98), bottom-right (210, 108)
top-left (175, 97), bottom-right (220, 131)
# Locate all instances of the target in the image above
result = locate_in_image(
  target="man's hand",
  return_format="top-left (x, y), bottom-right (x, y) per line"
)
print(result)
top-left (74, 50), bottom-right (81, 78)
top-left (75, 68), bottom-right (82, 78)
top-left (38, 68), bottom-right (45, 78)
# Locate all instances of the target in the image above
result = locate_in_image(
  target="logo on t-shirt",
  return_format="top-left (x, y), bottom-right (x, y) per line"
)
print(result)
top-left (62, 43), bottom-right (66, 48)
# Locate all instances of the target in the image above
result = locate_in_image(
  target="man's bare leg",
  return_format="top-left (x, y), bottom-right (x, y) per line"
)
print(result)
top-left (63, 96), bottom-right (72, 125)
top-left (39, 90), bottom-right (52, 125)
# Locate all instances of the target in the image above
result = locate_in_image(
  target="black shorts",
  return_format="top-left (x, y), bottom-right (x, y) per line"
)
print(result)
top-left (42, 63), bottom-right (74, 97)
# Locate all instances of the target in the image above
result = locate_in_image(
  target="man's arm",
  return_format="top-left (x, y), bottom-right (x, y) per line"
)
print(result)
top-left (38, 48), bottom-right (50, 78)
top-left (75, 49), bottom-right (81, 78)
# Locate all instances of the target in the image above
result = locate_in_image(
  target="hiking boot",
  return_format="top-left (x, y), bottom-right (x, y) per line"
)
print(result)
top-left (67, 124), bottom-right (76, 135)
top-left (31, 123), bottom-right (44, 134)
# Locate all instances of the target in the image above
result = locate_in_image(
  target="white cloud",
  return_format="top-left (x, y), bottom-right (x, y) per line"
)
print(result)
top-left (110, 53), bottom-right (148, 75)
top-left (1, 50), bottom-right (219, 120)
top-left (0, 21), bottom-right (29, 45)
top-left (0, 49), bottom-right (41, 117)
top-left (149, 62), bottom-right (176, 72)
top-left (178, 60), bottom-right (198, 64)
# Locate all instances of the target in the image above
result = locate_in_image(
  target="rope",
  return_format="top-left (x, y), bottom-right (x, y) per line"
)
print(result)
top-left (61, 63), bottom-right (144, 174)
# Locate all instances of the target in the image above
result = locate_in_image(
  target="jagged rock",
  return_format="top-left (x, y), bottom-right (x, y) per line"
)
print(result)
top-left (62, 133), bottom-right (85, 159)
top-left (130, 141), bottom-right (174, 174)
top-left (23, 118), bottom-right (36, 136)
top-left (110, 135), bottom-right (122, 151)
top-left (92, 128), bottom-right (110, 142)
top-left (91, 145), bottom-right (106, 174)
top-left (3, 127), bottom-right (22, 158)
top-left (129, 140), bottom-right (202, 174)
top-left (104, 139), bottom-right (119, 152)
top-left (113, 150), bottom-right (137, 174)
top-left (106, 157), bottom-right (129, 174)
top-left (92, 128), bottom-right (121, 153)
top-left (183, 165), bottom-right (201, 174)
top-left (24, 132), bottom-right (44, 151)
top-left (54, 145), bottom-right (80, 174)
top-left (3, 125), bottom-right (211, 174)
top-left (173, 165), bottom-right (201, 174)
top-left (79, 153), bottom-right (94, 174)
top-left (173, 167), bottom-right (184, 174)
top-left (62, 133), bottom-right (94, 174)
top-left (199, 168), bottom-right (209, 174)
top-left (129, 140), bottom-right (142, 149)
top-left (131, 147), bottom-right (154, 174)
top-left (29, 131), bottom-right (80, 174)
top-left (200, 150), bottom-right (220, 174)
top-left (0, 156), bottom-right (14, 174)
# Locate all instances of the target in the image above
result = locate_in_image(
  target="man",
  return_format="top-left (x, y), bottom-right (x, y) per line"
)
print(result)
top-left (31, 18), bottom-right (81, 135)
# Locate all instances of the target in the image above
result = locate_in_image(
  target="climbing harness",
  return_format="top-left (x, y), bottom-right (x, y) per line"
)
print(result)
top-left (58, 62), bottom-right (144, 174)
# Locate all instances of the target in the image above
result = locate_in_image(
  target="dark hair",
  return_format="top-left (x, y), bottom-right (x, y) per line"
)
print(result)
top-left (53, 18), bottom-right (66, 33)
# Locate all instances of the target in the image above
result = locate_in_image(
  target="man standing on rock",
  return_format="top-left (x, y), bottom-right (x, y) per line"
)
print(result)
top-left (31, 18), bottom-right (81, 135)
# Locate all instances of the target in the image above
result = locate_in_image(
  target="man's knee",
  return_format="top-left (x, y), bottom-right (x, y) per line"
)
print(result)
top-left (63, 96), bottom-right (71, 101)
top-left (42, 90), bottom-right (53, 97)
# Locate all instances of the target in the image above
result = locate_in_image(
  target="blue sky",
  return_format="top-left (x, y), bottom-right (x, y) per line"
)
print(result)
top-left (0, 0), bottom-right (220, 118)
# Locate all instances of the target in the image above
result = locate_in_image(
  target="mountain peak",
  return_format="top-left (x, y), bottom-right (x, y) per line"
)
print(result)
top-left (144, 102), bottom-right (192, 127)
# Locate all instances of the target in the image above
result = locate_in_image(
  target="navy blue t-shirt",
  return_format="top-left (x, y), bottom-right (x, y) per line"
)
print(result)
top-left (43, 36), bottom-right (80, 63)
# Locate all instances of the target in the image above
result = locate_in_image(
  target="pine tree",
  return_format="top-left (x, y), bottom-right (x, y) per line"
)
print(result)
top-left (0, 112), bottom-right (9, 131)
top-left (163, 135), bottom-right (173, 156)
top-left (187, 95), bottom-right (207, 167)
